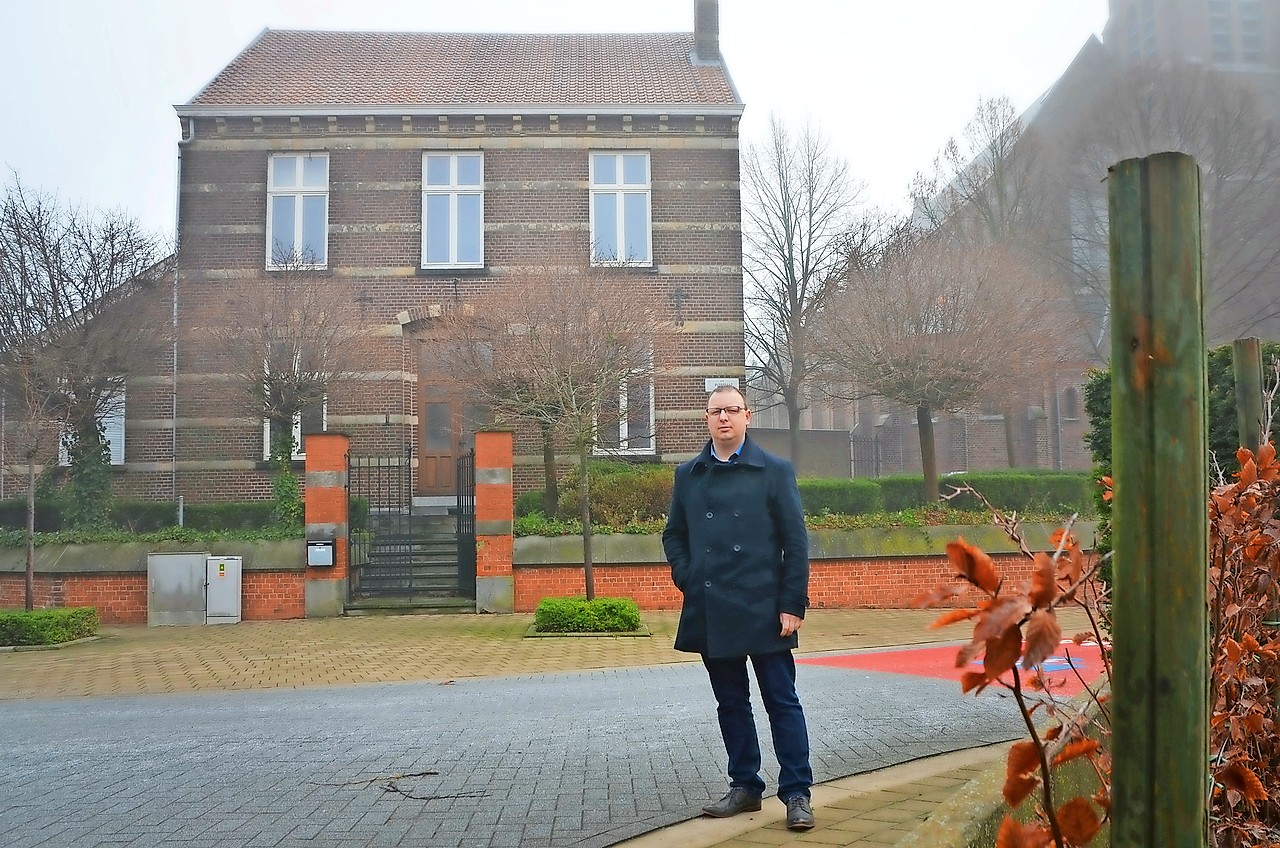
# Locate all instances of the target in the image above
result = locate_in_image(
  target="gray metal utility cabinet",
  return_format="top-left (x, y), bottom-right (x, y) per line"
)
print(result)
top-left (146, 552), bottom-right (243, 626)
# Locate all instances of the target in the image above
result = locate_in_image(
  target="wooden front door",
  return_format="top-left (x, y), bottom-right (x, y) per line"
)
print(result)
top-left (417, 339), bottom-right (491, 497)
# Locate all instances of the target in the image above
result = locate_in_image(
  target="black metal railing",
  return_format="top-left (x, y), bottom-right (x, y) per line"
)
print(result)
top-left (456, 449), bottom-right (477, 600)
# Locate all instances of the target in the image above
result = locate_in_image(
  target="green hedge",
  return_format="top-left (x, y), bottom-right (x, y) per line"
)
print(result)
top-left (182, 502), bottom-right (277, 531)
top-left (0, 606), bottom-right (99, 647)
top-left (533, 596), bottom-right (642, 633)
top-left (797, 477), bottom-right (883, 515)
top-left (109, 500), bottom-right (179, 532)
top-left (0, 498), bottom-right (63, 532)
top-left (873, 471), bottom-right (1095, 514)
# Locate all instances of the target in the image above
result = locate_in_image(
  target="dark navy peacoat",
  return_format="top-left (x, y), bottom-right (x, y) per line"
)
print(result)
top-left (662, 435), bottom-right (810, 658)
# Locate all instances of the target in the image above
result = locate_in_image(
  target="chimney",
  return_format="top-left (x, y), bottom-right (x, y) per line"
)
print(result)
top-left (694, 0), bottom-right (720, 63)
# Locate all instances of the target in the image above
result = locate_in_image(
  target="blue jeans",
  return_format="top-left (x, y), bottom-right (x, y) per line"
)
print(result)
top-left (701, 651), bottom-right (813, 801)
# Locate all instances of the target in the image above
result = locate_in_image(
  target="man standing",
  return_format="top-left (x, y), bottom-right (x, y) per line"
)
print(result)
top-left (662, 384), bottom-right (815, 831)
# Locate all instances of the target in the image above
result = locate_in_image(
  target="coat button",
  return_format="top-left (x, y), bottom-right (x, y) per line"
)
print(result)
top-left (705, 581), bottom-right (712, 587)
top-left (734, 511), bottom-right (740, 517)
top-left (706, 511), bottom-right (714, 519)
top-left (733, 544), bottom-right (741, 552)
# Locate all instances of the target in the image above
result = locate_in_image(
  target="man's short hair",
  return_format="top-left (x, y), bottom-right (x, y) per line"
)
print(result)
top-left (707, 383), bottom-right (747, 406)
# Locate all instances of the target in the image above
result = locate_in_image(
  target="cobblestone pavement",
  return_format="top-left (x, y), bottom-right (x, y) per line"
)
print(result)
top-left (0, 608), bottom-right (1092, 847)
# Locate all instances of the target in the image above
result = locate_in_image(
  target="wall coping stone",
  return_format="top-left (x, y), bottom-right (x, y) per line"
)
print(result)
top-left (0, 539), bottom-right (305, 575)
top-left (512, 522), bottom-right (1097, 566)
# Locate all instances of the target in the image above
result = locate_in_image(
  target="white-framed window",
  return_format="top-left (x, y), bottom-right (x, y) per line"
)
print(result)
top-left (422, 152), bottom-right (484, 268)
top-left (262, 399), bottom-right (326, 462)
top-left (596, 350), bottom-right (655, 455)
top-left (267, 153), bottom-right (329, 268)
top-left (590, 151), bottom-right (651, 265)
top-left (59, 387), bottom-right (125, 467)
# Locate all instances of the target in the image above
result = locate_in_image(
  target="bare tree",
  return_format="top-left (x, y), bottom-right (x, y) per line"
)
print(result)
top-left (0, 177), bottom-right (170, 604)
top-left (429, 264), bottom-right (670, 600)
top-left (1055, 62), bottom-right (1280, 346)
top-left (209, 257), bottom-right (366, 523)
top-left (742, 116), bottom-right (861, 464)
top-left (821, 235), bottom-right (1074, 502)
top-left (908, 96), bottom-right (1053, 250)
top-left (908, 97), bottom-right (1088, 467)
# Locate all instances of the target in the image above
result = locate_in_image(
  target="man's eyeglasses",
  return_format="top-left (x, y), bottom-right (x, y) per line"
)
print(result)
top-left (705, 406), bottom-right (747, 417)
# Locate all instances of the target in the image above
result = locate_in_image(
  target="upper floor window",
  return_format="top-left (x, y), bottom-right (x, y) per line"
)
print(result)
top-left (267, 153), bottom-right (328, 268)
top-left (590, 152), bottom-right (651, 265)
top-left (422, 153), bottom-right (483, 268)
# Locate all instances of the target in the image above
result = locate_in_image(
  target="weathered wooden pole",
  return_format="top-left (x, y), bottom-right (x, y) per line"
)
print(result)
top-left (1233, 337), bottom-right (1264, 457)
top-left (1108, 152), bottom-right (1208, 848)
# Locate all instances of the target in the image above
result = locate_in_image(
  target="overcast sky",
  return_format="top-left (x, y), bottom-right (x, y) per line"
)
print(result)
top-left (2, 0), bottom-right (1108, 236)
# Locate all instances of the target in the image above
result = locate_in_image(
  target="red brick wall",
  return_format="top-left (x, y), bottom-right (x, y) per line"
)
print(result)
top-left (511, 552), bottom-right (1027, 612)
top-left (0, 571), bottom-right (305, 624)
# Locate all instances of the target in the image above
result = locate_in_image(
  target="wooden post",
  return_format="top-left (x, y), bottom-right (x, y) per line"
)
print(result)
top-left (1108, 152), bottom-right (1208, 848)
top-left (1232, 337), bottom-right (1264, 458)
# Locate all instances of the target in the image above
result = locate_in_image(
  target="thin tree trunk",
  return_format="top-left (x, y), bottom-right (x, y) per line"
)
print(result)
top-left (917, 405), bottom-right (939, 503)
top-left (25, 458), bottom-right (36, 611)
top-left (1002, 401), bottom-right (1020, 468)
top-left (541, 424), bottom-right (558, 516)
top-left (784, 388), bottom-right (802, 467)
top-left (578, 441), bottom-right (595, 601)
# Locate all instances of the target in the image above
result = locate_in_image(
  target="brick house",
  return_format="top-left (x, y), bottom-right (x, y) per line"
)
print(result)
top-left (102, 1), bottom-right (744, 505)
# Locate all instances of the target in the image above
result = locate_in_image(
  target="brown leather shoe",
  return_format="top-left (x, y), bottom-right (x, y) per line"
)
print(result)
top-left (785, 795), bottom-right (815, 830)
top-left (701, 787), bottom-right (763, 817)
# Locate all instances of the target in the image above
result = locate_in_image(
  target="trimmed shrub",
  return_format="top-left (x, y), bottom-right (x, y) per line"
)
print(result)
top-left (109, 500), bottom-right (180, 532)
top-left (0, 498), bottom-right (63, 532)
top-left (875, 471), bottom-right (1095, 515)
top-left (533, 596), bottom-right (642, 633)
top-left (515, 489), bottom-right (545, 518)
top-left (557, 462), bottom-right (673, 526)
top-left (939, 471), bottom-right (1096, 514)
top-left (878, 475), bottom-right (931, 511)
top-left (0, 606), bottom-right (99, 647)
top-left (797, 477), bottom-right (883, 515)
top-left (183, 502), bottom-right (277, 531)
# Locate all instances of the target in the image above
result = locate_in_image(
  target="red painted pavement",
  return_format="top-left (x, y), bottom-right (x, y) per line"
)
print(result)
top-left (799, 641), bottom-right (1107, 699)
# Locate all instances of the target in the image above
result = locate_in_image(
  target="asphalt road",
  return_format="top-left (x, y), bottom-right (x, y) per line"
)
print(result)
top-left (0, 660), bottom-right (1025, 848)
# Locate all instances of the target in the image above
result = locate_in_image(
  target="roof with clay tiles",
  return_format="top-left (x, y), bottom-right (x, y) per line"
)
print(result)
top-left (182, 29), bottom-right (742, 113)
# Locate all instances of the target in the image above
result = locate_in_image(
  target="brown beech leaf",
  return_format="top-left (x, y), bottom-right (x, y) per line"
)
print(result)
top-left (912, 583), bottom-right (966, 608)
top-left (985, 626), bottom-right (1023, 682)
top-left (973, 595), bottom-right (1032, 643)
top-left (948, 538), bottom-right (1000, 593)
top-left (1007, 740), bottom-right (1040, 778)
top-left (1257, 441), bottom-right (1277, 479)
top-left (1243, 713), bottom-right (1266, 733)
top-left (1216, 763), bottom-right (1269, 802)
top-left (1002, 772), bottom-right (1041, 807)
top-left (1236, 455), bottom-right (1257, 486)
top-left (996, 814), bottom-right (1051, 848)
top-left (956, 639), bottom-right (986, 668)
top-left (1241, 632), bottom-right (1262, 653)
top-left (1052, 738), bottom-right (1101, 767)
top-left (1043, 724), bottom-right (1063, 741)
top-left (1029, 553), bottom-right (1058, 608)
top-left (930, 608), bottom-right (981, 629)
top-left (960, 669), bottom-right (989, 694)
top-left (1022, 610), bottom-right (1062, 669)
top-left (1057, 798), bottom-right (1102, 844)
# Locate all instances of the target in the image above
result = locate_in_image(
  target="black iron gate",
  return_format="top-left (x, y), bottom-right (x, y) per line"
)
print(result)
top-left (348, 449), bottom-right (465, 602)
top-left (456, 449), bottom-right (476, 600)
top-left (851, 433), bottom-right (882, 478)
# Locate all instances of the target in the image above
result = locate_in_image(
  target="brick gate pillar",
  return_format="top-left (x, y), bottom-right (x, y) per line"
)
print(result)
top-left (303, 432), bottom-right (350, 617)
top-left (474, 429), bottom-right (515, 613)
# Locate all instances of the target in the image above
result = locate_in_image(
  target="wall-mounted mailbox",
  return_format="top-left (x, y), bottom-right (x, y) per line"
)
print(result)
top-left (306, 540), bottom-right (335, 567)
